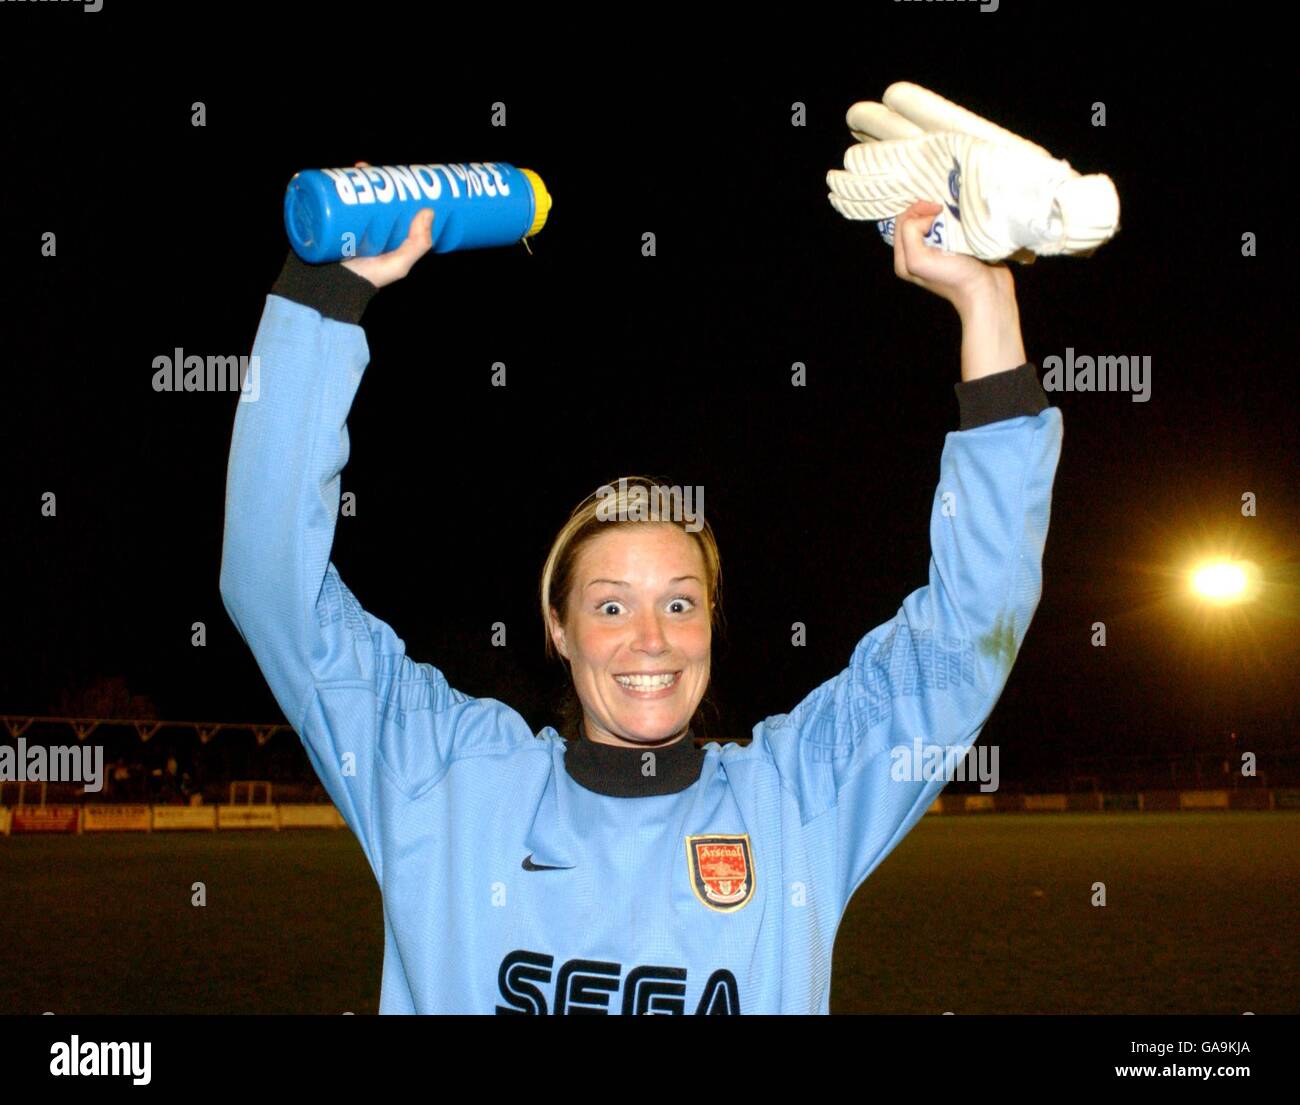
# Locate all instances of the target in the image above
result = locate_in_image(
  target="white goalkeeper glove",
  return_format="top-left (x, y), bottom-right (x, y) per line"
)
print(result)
top-left (827, 82), bottom-right (1120, 262)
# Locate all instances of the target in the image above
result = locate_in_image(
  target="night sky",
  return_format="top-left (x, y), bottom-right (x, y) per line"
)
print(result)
top-left (4, 10), bottom-right (1295, 790)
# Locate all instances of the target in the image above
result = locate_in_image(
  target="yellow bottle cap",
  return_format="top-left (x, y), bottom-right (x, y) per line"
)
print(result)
top-left (518, 167), bottom-right (552, 237)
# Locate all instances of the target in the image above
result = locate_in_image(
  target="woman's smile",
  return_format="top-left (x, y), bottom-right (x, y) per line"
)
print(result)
top-left (613, 670), bottom-right (682, 698)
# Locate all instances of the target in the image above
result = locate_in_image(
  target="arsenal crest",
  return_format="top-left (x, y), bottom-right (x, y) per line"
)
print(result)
top-left (685, 834), bottom-right (754, 912)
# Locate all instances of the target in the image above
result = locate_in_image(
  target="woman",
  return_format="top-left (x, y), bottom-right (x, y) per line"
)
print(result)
top-left (220, 183), bottom-right (1062, 1014)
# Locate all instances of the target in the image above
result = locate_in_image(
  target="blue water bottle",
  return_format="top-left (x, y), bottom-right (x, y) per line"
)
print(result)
top-left (284, 161), bottom-right (552, 262)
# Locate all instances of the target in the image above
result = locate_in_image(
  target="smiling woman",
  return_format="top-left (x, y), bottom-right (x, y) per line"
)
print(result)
top-left (540, 476), bottom-right (723, 749)
top-left (219, 160), bottom-right (1061, 1013)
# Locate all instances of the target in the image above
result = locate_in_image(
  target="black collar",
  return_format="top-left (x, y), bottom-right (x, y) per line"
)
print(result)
top-left (563, 729), bottom-right (706, 797)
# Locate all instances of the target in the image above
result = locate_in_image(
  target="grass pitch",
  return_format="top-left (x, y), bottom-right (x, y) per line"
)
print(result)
top-left (1, 813), bottom-right (1294, 1014)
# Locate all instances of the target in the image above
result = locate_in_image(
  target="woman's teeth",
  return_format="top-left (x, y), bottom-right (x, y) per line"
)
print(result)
top-left (615, 672), bottom-right (678, 690)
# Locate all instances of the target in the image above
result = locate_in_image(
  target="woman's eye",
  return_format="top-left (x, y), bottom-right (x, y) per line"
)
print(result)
top-left (598, 602), bottom-right (623, 616)
top-left (668, 596), bottom-right (696, 614)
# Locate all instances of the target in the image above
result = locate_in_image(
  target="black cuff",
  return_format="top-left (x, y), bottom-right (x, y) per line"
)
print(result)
top-left (270, 251), bottom-right (380, 325)
top-left (954, 361), bottom-right (1049, 430)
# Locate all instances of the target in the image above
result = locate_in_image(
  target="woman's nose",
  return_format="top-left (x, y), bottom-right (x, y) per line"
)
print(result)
top-left (631, 609), bottom-right (668, 651)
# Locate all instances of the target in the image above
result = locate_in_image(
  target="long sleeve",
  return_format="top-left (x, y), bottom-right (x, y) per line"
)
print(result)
top-left (756, 362), bottom-right (1062, 911)
top-left (218, 256), bottom-right (465, 879)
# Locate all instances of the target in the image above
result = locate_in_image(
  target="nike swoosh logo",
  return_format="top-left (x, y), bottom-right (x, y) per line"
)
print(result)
top-left (522, 854), bottom-right (566, 872)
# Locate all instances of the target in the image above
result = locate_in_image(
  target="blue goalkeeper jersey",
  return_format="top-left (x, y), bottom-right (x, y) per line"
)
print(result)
top-left (220, 254), bottom-right (1062, 1015)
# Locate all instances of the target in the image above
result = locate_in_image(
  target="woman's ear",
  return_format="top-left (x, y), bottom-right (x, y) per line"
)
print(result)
top-left (548, 607), bottom-right (569, 661)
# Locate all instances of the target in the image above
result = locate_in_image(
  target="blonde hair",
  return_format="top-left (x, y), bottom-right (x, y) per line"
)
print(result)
top-left (540, 475), bottom-right (723, 664)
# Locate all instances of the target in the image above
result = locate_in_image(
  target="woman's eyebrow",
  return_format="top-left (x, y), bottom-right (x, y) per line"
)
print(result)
top-left (584, 575), bottom-right (702, 591)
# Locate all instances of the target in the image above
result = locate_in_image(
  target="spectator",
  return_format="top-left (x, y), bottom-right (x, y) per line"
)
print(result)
top-left (161, 754), bottom-right (179, 804)
top-left (111, 758), bottom-right (130, 801)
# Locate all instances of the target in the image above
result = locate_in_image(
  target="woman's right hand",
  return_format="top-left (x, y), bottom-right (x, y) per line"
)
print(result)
top-left (339, 161), bottom-right (435, 288)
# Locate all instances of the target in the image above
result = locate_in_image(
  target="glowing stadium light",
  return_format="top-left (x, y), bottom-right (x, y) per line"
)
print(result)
top-left (1190, 559), bottom-right (1258, 604)
top-left (1193, 562), bottom-right (1246, 600)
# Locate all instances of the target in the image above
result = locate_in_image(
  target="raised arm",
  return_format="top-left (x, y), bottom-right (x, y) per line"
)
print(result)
top-left (759, 201), bottom-right (1063, 908)
top-left (219, 201), bottom-right (443, 877)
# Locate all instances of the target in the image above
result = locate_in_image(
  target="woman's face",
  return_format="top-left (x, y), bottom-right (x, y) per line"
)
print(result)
top-left (551, 523), bottom-right (711, 747)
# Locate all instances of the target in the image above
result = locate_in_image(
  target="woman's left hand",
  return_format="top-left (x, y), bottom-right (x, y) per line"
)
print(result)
top-left (893, 200), bottom-right (1027, 381)
top-left (892, 200), bottom-right (1014, 316)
